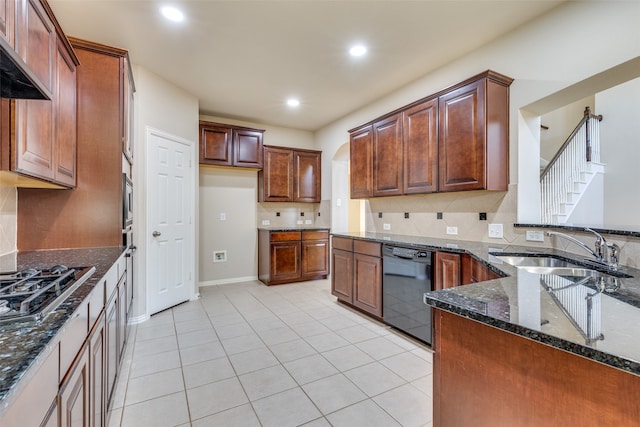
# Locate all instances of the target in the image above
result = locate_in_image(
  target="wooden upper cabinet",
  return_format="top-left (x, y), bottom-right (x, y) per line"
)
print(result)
top-left (260, 146), bottom-right (294, 201)
top-left (373, 114), bottom-right (403, 197)
top-left (403, 98), bottom-right (438, 194)
top-left (200, 124), bottom-right (232, 165)
top-left (439, 74), bottom-right (510, 192)
top-left (0, 0), bottom-right (79, 188)
top-left (349, 125), bottom-right (373, 198)
top-left (234, 128), bottom-right (264, 168)
top-left (259, 145), bottom-right (321, 203)
top-left (349, 70), bottom-right (512, 198)
top-left (54, 36), bottom-right (77, 186)
top-left (0, 0), bottom-right (14, 45)
top-left (15, 0), bottom-right (55, 93)
top-left (438, 79), bottom-right (485, 192)
top-left (199, 121), bottom-right (264, 168)
top-left (294, 150), bottom-right (321, 203)
top-left (123, 56), bottom-right (135, 162)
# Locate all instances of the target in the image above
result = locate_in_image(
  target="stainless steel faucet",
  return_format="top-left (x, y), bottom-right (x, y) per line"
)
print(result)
top-left (546, 228), bottom-right (619, 270)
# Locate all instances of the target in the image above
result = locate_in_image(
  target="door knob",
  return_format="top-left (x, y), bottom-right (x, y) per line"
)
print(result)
top-left (152, 231), bottom-right (161, 237)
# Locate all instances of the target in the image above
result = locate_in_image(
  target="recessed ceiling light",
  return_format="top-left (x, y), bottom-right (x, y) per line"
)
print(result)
top-left (349, 45), bottom-right (367, 57)
top-left (161, 6), bottom-right (184, 22)
top-left (287, 98), bottom-right (300, 107)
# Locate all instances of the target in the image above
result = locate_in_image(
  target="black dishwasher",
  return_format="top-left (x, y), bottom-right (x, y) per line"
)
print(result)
top-left (382, 244), bottom-right (433, 345)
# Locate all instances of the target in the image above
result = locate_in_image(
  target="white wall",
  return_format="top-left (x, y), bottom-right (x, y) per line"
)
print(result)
top-left (199, 167), bottom-right (259, 285)
top-left (597, 77), bottom-right (640, 227)
top-left (132, 65), bottom-right (199, 320)
top-left (314, 1), bottom-right (640, 243)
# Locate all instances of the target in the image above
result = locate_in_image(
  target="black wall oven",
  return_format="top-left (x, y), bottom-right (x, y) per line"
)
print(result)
top-left (383, 244), bottom-right (433, 345)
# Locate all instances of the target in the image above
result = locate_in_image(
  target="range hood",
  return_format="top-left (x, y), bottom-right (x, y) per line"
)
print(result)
top-left (0, 35), bottom-right (51, 100)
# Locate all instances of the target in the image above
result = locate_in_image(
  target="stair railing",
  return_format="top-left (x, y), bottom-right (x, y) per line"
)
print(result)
top-left (540, 107), bottom-right (603, 224)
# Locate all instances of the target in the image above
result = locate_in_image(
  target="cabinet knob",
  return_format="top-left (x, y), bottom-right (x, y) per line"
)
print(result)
top-left (152, 231), bottom-right (161, 237)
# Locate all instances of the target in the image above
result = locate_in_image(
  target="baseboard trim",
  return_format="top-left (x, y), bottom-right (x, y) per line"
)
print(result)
top-left (129, 313), bottom-right (150, 325)
top-left (198, 276), bottom-right (259, 287)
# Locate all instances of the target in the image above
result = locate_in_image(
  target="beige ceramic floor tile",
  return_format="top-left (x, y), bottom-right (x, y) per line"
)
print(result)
top-left (302, 373), bottom-right (367, 415)
top-left (326, 399), bottom-right (402, 427)
top-left (252, 387), bottom-right (322, 427)
top-left (238, 364), bottom-right (298, 401)
top-left (186, 377), bottom-right (249, 420)
top-left (191, 403), bottom-right (261, 427)
top-left (121, 392), bottom-right (189, 427)
top-left (124, 368), bottom-right (185, 406)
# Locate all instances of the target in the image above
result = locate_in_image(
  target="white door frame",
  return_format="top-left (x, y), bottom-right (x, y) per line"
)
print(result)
top-left (143, 126), bottom-right (197, 317)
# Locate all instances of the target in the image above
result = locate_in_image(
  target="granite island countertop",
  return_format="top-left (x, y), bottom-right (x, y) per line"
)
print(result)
top-left (0, 246), bottom-right (125, 411)
top-left (257, 227), bottom-right (330, 232)
top-left (332, 231), bottom-right (640, 376)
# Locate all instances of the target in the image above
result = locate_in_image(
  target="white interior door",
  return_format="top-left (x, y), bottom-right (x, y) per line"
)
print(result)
top-left (147, 129), bottom-right (194, 315)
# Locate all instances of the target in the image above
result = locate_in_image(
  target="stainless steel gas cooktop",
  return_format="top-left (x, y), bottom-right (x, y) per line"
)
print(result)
top-left (0, 265), bottom-right (95, 323)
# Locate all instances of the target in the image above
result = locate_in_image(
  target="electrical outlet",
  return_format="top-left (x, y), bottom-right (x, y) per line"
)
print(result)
top-left (305, 219), bottom-right (312, 225)
top-left (261, 220), bottom-right (270, 226)
top-left (213, 250), bottom-right (227, 263)
top-left (526, 230), bottom-right (545, 242)
top-left (383, 223), bottom-right (391, 231)
top-left (446, 226), bottom-right (458, 235)
top-left (219, 212), bottom-right (226, 221)
top-left (488, 223), bottom-right (504, 239)
top-left (297, 220), bottom-right (303, 225)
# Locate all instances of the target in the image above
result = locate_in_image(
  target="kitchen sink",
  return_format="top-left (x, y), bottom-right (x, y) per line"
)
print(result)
top-left (494, 254), bottom-right (633, 278)
top-left (494, 255), bottom-right (580, 268)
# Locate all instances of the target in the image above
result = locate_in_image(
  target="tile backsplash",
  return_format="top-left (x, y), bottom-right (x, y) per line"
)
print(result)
top-left (257, 201), bottom-right (331, 229)
top-left (0, 184), bottom-right (17, 271)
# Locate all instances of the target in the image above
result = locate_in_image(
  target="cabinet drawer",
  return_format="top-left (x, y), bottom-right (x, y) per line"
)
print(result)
top-left (270, 231), bottom-right (301, 242)
top-left (302, 230), bottom-right (328, 241)
top-left (332, 236), bottom-right (353, 251)
top-left (354, 240), bottom-right (381, 257)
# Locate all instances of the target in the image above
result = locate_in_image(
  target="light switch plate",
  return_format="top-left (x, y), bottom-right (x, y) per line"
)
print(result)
top-left (383, 223), bottom-right (391, 231)
top-left (261, 220), bottom-right (270, 226)
top-left (305, 219), bottom-right (312, 225)
top-left (446, 226), bottom-right (458, 235)
top-left (219, 212), bottom-right (226, 221)
top-left (297, 220), bottom-right (303, 225)
top-left (488, 223), bottom-right (503, 239)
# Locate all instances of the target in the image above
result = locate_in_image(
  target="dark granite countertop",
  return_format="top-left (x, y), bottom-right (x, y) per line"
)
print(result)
top-left (0, 246), bottom-right (125, 410)
top-left (332, 231), bottom-right (640, 376)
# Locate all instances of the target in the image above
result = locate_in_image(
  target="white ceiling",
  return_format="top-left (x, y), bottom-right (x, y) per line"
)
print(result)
top-left (49, 0), bottom-right (566, 131)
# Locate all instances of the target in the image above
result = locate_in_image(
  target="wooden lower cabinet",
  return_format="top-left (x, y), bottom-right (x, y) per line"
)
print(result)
top-left (433, 309), bottom-right (640, 426)
top-left (259, 229), bottom-right (329, 285)
top-left (89, 313), bottom-right (106, 427)
top-left (435, 251), bottom-right (502, 290)
top-left (434, 251), bottom-right (461, 290)
top-left (352, 252), bottom-right (382, 317)
top-left (41, 400), bottom-right (59, 427)
top-left (461, 254), bottom-right (501, 284)
top-left (331, 248), bottom-right (353, 303)
top-left (331, 237), bottom-right (382, 318)
top-left (105, 292), bottom-right (118, 407)
top-left (59, 343), bottom-right (90, 427)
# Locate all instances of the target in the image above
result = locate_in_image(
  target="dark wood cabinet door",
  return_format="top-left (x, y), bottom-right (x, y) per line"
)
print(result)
top-left (294, 150), bottom-right (321, 202)
top-left (403, 98), bottom-right (438, 194)
top-left (200, 123), bottom-right (233, 166)
top-left (434, 251), bottom-right (461, 290)
top-left (13, 98), bottom-right (55, 181)
top-left (59, 343), bottom-right (90, 427)
top-left (89, 315), bottom-right (106, 427)
top-left (16, 0), bottom-right (55, 92)
top-left (461, 254), bottom-right (486, 285)
top-left (349, 125), bottom-right (373, 198)
top-left (261, 146), bottom-right (294, 202)
top-left (331, 249), bottom-right (353, 303)
top-left (233, 128), bottom-right (263, 168)
top-left (270, 241), bottom-right (301, 282)
top-left (438, 79), bottom-right (486, 192)
top-left (301, 239), bottom-right (329, 278)
top-left (0, 0), bottom-right (14, 45)
top-left (54, 37), bottom-right (77, 187)
top-left (353, 253), bottom-right (382, 317)
top-left (105, 295), bottom-right (118, 407)
top-left (373, 114), bottom-right (403, 197)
